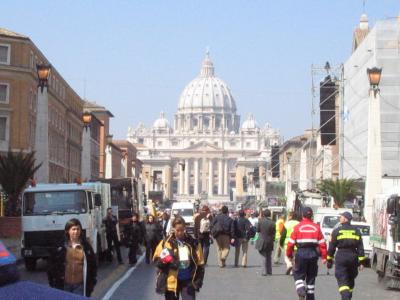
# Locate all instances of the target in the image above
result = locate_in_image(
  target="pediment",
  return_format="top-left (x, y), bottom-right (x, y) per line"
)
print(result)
top-left (185, 141), bottom-right (222, 151)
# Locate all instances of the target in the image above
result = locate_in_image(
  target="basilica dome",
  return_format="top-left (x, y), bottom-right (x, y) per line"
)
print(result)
top-left (177, 53), bottom-right (237, 115)
top-left (153, 112), bottom-right (170, 129)
top-left (241, 114), bottom-right (259, 130)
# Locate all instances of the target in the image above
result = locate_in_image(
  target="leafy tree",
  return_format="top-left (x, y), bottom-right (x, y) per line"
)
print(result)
top-left (317, 178), bottom-right (359, 208)
top-left (0, 151), bottom-right (41, 216)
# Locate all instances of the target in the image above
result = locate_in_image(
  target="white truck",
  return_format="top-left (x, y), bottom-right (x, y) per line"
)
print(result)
top-left (314, 207), bottom-right (352, 241)
top-left (21, 182), bottom-right (111, 271)
top-left (171, 202), bottom-right (195, 233)
top-left (370, 190), bottom-right (400, 289)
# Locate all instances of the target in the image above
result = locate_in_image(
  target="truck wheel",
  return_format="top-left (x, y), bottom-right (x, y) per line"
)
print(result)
top-left (377, 259), bottom-right (390, 288)
top-left (25, 258), bottom-right (37, 271)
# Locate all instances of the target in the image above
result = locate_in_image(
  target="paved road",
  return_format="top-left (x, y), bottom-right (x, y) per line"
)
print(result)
top-left (110, 243), bottom-right (399, 300)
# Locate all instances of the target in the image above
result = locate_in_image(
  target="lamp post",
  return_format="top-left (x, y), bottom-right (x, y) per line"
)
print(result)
top-left (34, 63), bottom-right (51, 183)
top-left (81, 111), bottom-right (92, 180)
top-left (364, 67), bottom-right (383, 223)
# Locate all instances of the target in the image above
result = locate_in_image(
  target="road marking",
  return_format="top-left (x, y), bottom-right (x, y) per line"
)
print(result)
top-left (101, 253), bottom-right (145, 300)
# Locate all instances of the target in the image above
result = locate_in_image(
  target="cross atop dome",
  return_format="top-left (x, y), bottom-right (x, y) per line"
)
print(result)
top-left (200, 49), bottom-right (215, 77)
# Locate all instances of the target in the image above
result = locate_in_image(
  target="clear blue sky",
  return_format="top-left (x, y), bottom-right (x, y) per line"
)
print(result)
top-left (2, 1), bottom-right (400, 140)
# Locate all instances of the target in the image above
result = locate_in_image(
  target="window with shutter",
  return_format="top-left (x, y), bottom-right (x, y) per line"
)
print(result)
top-left (0, 117), bottom-right (6, 140)
top-left (0, 84), bottom-right (7, 102)
top-left (0, 45), bottom-right (9, 64)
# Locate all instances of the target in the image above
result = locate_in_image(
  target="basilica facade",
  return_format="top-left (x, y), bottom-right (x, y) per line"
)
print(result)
top-left (127, 53), bottom-right (281, 203)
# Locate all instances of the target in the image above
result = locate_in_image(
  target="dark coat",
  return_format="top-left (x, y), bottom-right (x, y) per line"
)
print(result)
top-left (256, 217), bottom-right (276, 253)
top-left (124, 220), bottom-right (145, 246)
top-left (145, 222), bottom-right (163, 244)
top-left (103, 215), bottom-right (118, 237)
top-left (47, 239), bottom-right (97, 297)
top-left (235, 217), bottom-right (252, 239)
top-left (212, 214), bottom-right (235, 238)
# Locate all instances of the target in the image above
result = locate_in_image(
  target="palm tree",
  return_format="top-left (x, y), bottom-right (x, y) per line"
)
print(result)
top-left (0, 151), bottom-right (42, 216)
top-left (317, 178), bottom-right (359, 208)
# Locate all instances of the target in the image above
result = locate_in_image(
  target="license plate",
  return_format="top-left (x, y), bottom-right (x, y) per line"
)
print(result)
top-left (24, 249), bottom-right (33, 256)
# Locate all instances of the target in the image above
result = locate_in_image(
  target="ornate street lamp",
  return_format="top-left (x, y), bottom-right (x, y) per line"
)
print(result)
top-left (82, 111), bottom-right (92, 130)
top-left (367, 67), bottom-right (382, 96)
top-left (36, 64), bottom-right (51, 93)
top-left (106, 134), bottom-right (113, 145)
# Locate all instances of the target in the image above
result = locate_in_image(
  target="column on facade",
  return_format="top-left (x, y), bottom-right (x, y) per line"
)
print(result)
top-left (201, 158), bottom-right (208, 194)
top-left (218, 159), bottom-right (223, 195)
top-left (179, 161), bottom-right (184, 195)
top-left (194, 159), bottom-right (199, 195)
top-left (184, 159), bottom-right (190, 195)
top-left (235, 165), bottom-right (245, 197)
top-left (164, 165), bottom-right (173, 200)
top-left (208, 159), bottom-right (214, 196)
top-left (223, 159), bottom-right (229, 195)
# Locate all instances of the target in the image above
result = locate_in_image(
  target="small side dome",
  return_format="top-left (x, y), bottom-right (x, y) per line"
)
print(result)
top-left (241, 114), bottom-right (259, 130)
top-left (153, 112), bottom-right (170, 129)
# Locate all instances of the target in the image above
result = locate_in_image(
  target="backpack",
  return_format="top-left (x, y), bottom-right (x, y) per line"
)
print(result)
top-left (246, 226), bottom-right (256, 240)
top-left (199, 218), bottom-right (210, 234)
top-left (211, 221), bottom-right (224, 238)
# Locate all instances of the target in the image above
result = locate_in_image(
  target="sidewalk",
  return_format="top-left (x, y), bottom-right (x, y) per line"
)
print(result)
top-left (1, 237), bottom-right (22, 263)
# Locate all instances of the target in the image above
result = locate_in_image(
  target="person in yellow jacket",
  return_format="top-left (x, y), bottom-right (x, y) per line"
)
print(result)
top-left (153, 216), bottom-right (205, 300)
top-left (273, 214), bottom-right (285, 264)
top-left (279, 211), bottom-right (299, 275)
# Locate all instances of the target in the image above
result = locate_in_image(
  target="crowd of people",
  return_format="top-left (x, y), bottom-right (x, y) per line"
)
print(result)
top-left (46, 204), bottom-right (366, 300)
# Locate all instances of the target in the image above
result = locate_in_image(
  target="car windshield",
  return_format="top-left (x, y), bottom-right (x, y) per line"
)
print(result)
top-left (172, 208), bottom-right (193, 217)
top-left (23, 191), bottom-right (87, 215)
top-left (354, 225), bottom-right (370, 236)
top-left (322, 216), bottom-right (340, 229)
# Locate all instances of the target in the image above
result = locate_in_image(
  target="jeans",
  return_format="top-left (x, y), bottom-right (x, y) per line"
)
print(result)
top-left (165, 280), bottom-right (196, 300)
top-left (64, 283), bottom-right (84, 296)
top-left (107, 234), bottom-right (122, 262)
top-left (128, 243), bottom-right (139, 264)
top-left (199, 234), bottom-right (211, 264)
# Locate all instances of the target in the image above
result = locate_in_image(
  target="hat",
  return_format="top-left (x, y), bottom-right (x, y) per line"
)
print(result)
top-left (302, 207), bottom-right (313, 219)
top-left (341, 211), bottom-right (353, 221)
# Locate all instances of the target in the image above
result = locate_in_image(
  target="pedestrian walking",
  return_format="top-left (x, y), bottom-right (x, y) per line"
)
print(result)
top-left (273, 214), bottom-right (285, 264)
top-left (255, 209), bottom-right (276, 276)
top-left (327, 212), bottom-right (365, 300)
top-left (161, 211), bottom-right (170, 239)
top-left (286, 207), bottom-right (327, 300)
top-left (234, 210), bottom-right (252, 267)
top-left (124, 212), bottom-right (145, 265)
top-left (103, 207), bottom-right (123, 264)
top-left (47, 218), bottom-right (97, 297)
top-left (153, 216), bottom-right (205, 300)
top-left (280, 211), bottom-right (300, 275)
top-left (211, 205), bottom-right (235, 268)
top-left (145, 214), bottom-right (163, 264)
top-left (197, 206), bottom-right (212, 265)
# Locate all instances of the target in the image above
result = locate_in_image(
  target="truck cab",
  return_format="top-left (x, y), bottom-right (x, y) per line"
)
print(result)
top-left (21, 182), bottom-right (111, 271)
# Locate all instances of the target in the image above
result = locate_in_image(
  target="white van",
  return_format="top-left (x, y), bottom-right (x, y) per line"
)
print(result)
top-left (171, 202), bottom-right (195, 232)
top-left (351, 221), bottom-right (372, 265)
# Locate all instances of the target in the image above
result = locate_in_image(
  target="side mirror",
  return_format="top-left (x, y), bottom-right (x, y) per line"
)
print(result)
top-left (94, 194), bottom-right (102, 207)
top-left (387, 196), bottom-right (398, 214)
top-left (388, 215), bottom-right (399, 225)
